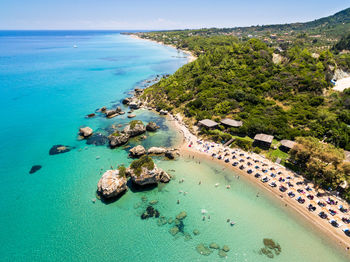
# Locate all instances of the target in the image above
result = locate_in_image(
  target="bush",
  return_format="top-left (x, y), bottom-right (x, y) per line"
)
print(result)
top-left (130, 155), bottom-right (155, 176)
top-left (232, 137), bottom-right (253, 151)
top-left (253, 147), bottom-right (262, 154)
top-left (118, 165), bottom-right (126, 177)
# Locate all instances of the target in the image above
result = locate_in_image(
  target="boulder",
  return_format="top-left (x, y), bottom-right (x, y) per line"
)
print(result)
top-left (165, 150), bottom-right (177, 159)
top-left (129, 145), bottom-right (146, 158)
top-left (124, 120), bottom-right (146, 137)
top-left (147, 147), bottom-right (167, 155)
top-left (100, 106), bottom-right (107, 112)
top-left (115, 106), bottom-right (122, 113)
top-left (146, 121), bottom-right (159, 131)
top-left (127, 165), bottom-right (170, 186)
top-left (122, 97), bottom-right (132, 105)
top-left (169, 226), bottom-right (179, 236)
top-left (29, 165), bottom-right (42, 174)
top-left (193, 229), bottom-right (200, 235)
top-left (86, 113), bottom-right (95, 118)
top-left (128, 114), bottom-right (136, 118)
top-left (159, 109), bottom-right (168, 115)
top-left (108, 132), bottom-right (130, 148)
top-left (105, 110), bottom-right (118, 118)
top-left (86, 133), bottom-right (108, 146)
top-left (196, 243), bottom-right (212, 256)
top-left (49, 145), bottom-right (71, 155)
top-left (129, 100), bottom-right (141, 109)
top-left (97, 170), bottom-right (127, 199)
top-left (79, 126), bottom-right (93, 137)
top-left (176, 211), bottom-right (187, 220)
top-left (222, 245), bottom-right (230, 252)
top-left (209, 243), bottom-right (220, 249)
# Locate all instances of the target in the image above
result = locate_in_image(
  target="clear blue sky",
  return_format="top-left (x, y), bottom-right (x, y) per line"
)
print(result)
top-left (1, 0), bottom-right (349, 30)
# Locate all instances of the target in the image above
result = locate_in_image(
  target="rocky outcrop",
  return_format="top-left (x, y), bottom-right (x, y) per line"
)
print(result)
top-left (29, 165), bottom-right (42, 174)
top-left (146, 121), bottom-right (159, 131)
top-left (147, 147), bottom-right (179, 159)
top-left (147, 147), bottom-right (167, 155)
top-left (86, 133), bottom-right (108, 146)
top-left (49, 145), bottom-right (71, 155)
top-left (124, 120), bottom-right (146, 137)
top-left (122, 97), bottom-right (132, 105)
top-left (105, 106), bottom-right (122, 118)
top-left (108, 132), bottom-right (130, 148)
top-left (134, 88), bottom-right (144, 96)
top-left (159, 109), bottom-right (168, 115)
top-left (129, 100), bottom-right (141, 109)
top-left (129, 145), bottom-right (146, 158)
top-left (97, 170), bottom-right (127, 198)
top-left (79, 126), bottom-right (93, 137)
top-left (127, 165), bottom-right (171, 186)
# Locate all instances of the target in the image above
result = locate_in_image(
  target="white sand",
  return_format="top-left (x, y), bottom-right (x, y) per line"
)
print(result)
top-left (334, 77), bottom-right (350, 92)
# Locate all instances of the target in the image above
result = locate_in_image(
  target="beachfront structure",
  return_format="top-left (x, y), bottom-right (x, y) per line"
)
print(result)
top-left (198, 119), bottom-right (218, 129)
top-left (280, 139), bottom-right (297, 152)
top-left (220, 118), bottom-right (243, 128)
top-left (254, 133), bottom-right (274, 149)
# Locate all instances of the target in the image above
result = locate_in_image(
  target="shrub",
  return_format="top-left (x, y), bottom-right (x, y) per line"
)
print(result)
top-left (130, 155), bottom-right (155, 176)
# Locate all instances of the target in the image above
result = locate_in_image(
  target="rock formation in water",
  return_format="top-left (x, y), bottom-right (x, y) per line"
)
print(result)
top-left (123, 120), bottom-right (146, 137)
top-left (29, 165), bottom-right (42, 174)
top-left (146, 121), bottom-right (159, 131)
top-left (108, 131), bottom-right (130, 148)
top-left (79, 126), bottom-right (93, 137)
top-left (86, 133), bottom-right (108, 146)
top-left (126, 156), bottom-right (171, 186)
top-left (49, 145), bottom-right (71, 155)
top-left (97, 170), bottom-right (128, 199)
top-left (129, 145), bottom-right (146, 158)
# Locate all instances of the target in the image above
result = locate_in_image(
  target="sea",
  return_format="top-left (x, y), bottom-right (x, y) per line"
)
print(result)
top-left (0, 30), bottom-right (348, 261)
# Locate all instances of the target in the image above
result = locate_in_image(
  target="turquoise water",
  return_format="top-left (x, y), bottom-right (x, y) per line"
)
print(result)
top-left (0, 31), bottom-right (348, 261)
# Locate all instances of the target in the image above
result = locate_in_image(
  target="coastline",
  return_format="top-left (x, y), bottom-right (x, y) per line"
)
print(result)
top-left (165, 112), bottom-right (350, 256)
top-left (126, 34), bottom-right (350, 257)
top-left (129, 34), bottom-right (197, 63)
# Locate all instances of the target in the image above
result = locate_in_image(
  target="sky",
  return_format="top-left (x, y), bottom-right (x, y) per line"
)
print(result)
top-left (0, 0), bottom-right (349, 30)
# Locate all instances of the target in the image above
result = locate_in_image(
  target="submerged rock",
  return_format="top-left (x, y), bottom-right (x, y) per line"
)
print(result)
top-left (86, 133), bottom-right (108, 146)
top-left (196, 243), bottom-right (212, 256)
top-left (29, 165), bottom-right (42, 174)
top-left (169, 226), bottom-right (179, 236)
top-left (222, 245), bottom-right (230, 252)
top-left (262, 238), bottom-right (281, 256)
top-left (149, 200), bottom-right (158, 205)
top-left (193, 229), bottom-right (200, 235)
top-left (79, 126), bottom-right (93, 137)
top-left (146, 121), bottom-right (159, 132)
top-left (168, 218), bottom-right (174, 224)
top-left (218, 250), bottom-right (228, 258)
top-left (49, 145), bottom-right (71, 155)
top-left (97, 170), bottom-right (127, 199)
top-left (184, 232), bottom-right (192, 241)
top-left (209, 243), bottom-right (220, 249)
top-left (141, 205), bottom-right (160, 220)
top-left (176, 211), bottom-right (187, 220)
top-left (129, 145), bottom-right (146, 158)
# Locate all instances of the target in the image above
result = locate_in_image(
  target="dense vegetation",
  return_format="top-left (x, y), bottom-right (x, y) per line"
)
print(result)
top-left (143, 36), bottom-right (350, 149)
top-left (333, 32), bottom-right (350, 52)
top-left (290, 137), bottom-right (350, 200)
top-left (135, 7), bottom-right (350, 198)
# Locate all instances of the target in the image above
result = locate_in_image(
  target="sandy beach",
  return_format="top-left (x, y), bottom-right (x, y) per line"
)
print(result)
top-left (130, 35), bottom-right (350, 255)
top-left (165, 112), bottom-right (350, 255)
top-left (129, 34), bottom-right (197, 63)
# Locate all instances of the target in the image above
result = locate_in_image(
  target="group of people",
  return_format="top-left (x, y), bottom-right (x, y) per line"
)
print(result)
top-left (189, 139), bottom-right (350, 238)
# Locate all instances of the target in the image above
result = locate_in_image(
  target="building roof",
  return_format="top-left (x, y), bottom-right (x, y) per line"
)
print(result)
top-left (280, 140), bottom-right (296, 149)
top-left (198, 119), bottom-right (218, 128)
top-left (254, 133), bottom-right (274, 144)
top-left (220, 118), bottom-right (243, 127)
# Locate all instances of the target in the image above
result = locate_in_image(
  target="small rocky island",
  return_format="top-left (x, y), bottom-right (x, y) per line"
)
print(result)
top-left (97, 156), bottom-right (171, 201)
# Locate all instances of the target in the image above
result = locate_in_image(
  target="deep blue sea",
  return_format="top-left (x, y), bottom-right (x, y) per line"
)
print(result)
top-left (0, 31), bottom-right (348, 262)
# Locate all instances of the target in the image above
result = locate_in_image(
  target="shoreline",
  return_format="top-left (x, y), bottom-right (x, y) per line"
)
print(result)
top-left (129, 34), bottom-right (197, 63)
top-left (164, 112), bottom-right (350, 257)
top-left (125, 34), bottom-right (350, 257)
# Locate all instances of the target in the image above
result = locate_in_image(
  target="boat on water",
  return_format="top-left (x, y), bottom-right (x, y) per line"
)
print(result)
top-left (73, 45), bottom-right (78, 48)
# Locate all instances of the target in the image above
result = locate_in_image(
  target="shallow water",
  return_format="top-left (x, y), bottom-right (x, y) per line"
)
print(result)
top-left (0, 31), bottom-right (348, 261)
